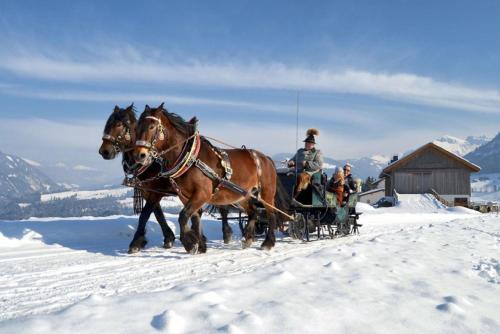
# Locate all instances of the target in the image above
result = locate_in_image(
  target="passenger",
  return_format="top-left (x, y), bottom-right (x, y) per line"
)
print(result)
top-left (287, 128), bottom-right (323, 173)
top-left (326, 167), bottom-right (345, 205)
top-left (343, 163), bottom-right (356, 193)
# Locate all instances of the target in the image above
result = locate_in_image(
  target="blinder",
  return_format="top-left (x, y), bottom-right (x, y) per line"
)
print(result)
top-left (102, 124), bottom-right (132, 153)
top-left (135, 116), bottom-right (166, 150)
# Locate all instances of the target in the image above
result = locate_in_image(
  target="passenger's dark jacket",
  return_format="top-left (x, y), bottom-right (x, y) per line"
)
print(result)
top-left (345, 174), bottom-right (356, 193)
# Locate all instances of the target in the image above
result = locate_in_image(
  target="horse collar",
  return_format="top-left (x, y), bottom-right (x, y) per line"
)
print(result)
top-left (160, 132), bottom-right (201, 179)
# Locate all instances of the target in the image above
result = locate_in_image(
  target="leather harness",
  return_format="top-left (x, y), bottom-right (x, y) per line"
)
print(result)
top-left (129, 117), bottom-right (252, 200)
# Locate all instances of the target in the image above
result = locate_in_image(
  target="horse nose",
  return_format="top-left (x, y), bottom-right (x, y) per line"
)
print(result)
top-left (99, 148), bottom-right (111, 159)
top-left (139, 152), bottom-right (147, 161)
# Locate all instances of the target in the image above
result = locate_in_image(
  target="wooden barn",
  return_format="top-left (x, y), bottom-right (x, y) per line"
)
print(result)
top-left (380, 142), bottom-right (481, 206)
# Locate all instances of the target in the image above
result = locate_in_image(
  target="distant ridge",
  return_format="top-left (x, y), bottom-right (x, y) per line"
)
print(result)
top-left (465, 133), bottom-right (500, 173)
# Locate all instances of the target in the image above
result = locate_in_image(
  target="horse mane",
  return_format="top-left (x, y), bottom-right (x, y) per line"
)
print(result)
top-left (160, 108), bottom-right (196, 136)
top-left (125, 106), bottom-right (137, 123)
top-left (104, 106), bottom-right (136, 132)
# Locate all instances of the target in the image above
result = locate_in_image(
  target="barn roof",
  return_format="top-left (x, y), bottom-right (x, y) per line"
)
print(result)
top-left (381, 142), bottom-right (481, 175)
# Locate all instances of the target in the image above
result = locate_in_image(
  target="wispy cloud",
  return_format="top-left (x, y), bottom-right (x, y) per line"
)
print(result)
top-left (1, 48), bottom-right (500, 114)
top-left (73, 165), bottom-right (97, 171)
top-left (0, 85), bottom-right (380, 127)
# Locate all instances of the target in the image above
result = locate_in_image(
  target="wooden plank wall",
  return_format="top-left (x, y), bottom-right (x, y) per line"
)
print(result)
top-left (386, 147), bottom-right (472, 196)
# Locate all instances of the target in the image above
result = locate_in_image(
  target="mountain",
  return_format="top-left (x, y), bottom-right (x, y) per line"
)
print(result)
top-left (273, 153), bottom-right (390, 179)
top-left (0, 186), bottom-right (183, 220)
top-left (0, 150), bottom-right (62, 202)
top-left (465, 133), bottom-right (500, 173)
top-left (432, 135), bottom-right (491, 157)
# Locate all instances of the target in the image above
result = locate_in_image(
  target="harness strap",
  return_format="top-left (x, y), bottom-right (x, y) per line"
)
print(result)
top-left (250, 150), bottom-right (262, 193)
top-left (160, 133), bottom-right (201, 179)
top-left (194, 159), bottom-right (249, 197)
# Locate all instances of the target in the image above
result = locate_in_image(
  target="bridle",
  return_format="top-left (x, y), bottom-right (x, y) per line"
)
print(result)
top-left (102, 121), bottom-right (133, 154)
top-left (135, 116), bottom-right (166, 161)
top-left (134, 114), bottom-right (200, 178)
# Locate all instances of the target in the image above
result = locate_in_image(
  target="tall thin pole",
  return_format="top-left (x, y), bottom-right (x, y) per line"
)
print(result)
top-left (295, 91), bottom-right (300, 175)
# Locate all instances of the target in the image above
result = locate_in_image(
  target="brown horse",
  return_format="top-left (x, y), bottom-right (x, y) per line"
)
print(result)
top-left (134, 103), bottom-right (284, 253)
top-left (99, 104), bottom-right (176, 253)
top-left (99, 105), bottom-right (234, 253)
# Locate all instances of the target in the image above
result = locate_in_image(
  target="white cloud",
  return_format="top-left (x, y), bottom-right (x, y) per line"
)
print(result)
top-left (73, 165), bottom-right (97, 171)
top-left (1, 50), bottom-right (500, 114)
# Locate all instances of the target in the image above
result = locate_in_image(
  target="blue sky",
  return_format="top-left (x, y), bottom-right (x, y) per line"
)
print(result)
top-left (0, 0), bottom-right (499, 176)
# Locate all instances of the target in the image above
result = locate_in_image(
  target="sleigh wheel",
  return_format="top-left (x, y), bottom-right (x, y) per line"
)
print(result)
top-left (289, 213), bottom-right (306, 240)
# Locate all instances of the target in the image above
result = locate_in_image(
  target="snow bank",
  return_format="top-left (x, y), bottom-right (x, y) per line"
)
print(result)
top-left (395, 193), bottom-right (446, 212)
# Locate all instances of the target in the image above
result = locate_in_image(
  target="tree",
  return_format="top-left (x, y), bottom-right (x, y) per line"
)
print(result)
top-left (362, 176), bottom-right (377, 192)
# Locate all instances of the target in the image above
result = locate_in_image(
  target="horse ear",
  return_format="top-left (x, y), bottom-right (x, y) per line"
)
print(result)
top-left (113, 105), bottom-right (120, 113)
top-left (145, 104), bottom-right (151, 111)
top-left (126, 102), bottom-right (134, 111)
top-left (158, 102), bottom-right (164, 110)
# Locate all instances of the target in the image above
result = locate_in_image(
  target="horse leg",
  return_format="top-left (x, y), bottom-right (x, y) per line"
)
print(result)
top-left (242, 205), bottom-right (257, 249)
top-left (179, 200), bottom-right (205, 254)
top-left (128, 200), bottom-right (155, 254)
top-left (261, 208), bottom-right (277, 250)
top-left (220, 206), bottom-right (233, 244)
top-left (260, 178), bottom-right (278, 251)
top-left (153, 204), bottom-right (175, 249)
top-left (190, 211), bottom-right (207, 254)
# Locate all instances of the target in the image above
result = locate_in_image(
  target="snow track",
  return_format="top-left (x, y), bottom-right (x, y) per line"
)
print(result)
top-left (1, 210), bottom-right (499, 333)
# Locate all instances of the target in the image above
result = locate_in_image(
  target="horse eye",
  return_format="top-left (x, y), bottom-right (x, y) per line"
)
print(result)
top-left (149, 125), bottom-right (155, 130)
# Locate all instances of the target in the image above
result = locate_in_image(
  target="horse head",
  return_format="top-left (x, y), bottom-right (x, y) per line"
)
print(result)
top-left (99, 103), bottom-right (136, 160)
top-left (134, 103), bottom-right (196, 165)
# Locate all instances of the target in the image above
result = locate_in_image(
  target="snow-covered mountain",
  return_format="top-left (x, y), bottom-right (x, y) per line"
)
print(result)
top-left (273, 153), bottom-right (390, 179)
top-left (432, 135), bottom-right (491, 157)
top-left (0, 150), bottom-right (62, 202)
top-left (0, 185), bottom-right (183, 220)
top-left (465, 132), bottom-right (500, 173)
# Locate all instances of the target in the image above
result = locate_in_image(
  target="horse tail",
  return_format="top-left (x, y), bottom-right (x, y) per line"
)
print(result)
top-left (273, 173), bottom-right (292, 229)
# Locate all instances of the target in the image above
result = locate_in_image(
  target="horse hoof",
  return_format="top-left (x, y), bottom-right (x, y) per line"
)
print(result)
top-left (128, 247), bottom-right (140, 254)
top-left (163, 241), bottom-right (173, 249)
top-left (223, 235), bottom-right (232, 244)
top-left (241, 238), bottom-right (252, 249)
top-left (260, 240), bottom-right (274, 251)
top-left (189, 244), bottom-right (199, 255)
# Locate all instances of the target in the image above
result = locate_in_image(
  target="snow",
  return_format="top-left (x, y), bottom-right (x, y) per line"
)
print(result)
top-left (40, 187), bottom-right (132, 202)
top-left (433, 135), bottom-right (490, 157)
top-left (370, 154), bottom-right (390, 164)
top-left (471, 173), bottom-right (500, 203)
top-left (0, 205), bottom-right (498, 333)
top-left (21, 158), bottom-right (41, 167)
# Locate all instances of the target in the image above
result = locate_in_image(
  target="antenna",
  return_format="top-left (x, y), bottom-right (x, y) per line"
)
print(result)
top-left (295, 91), bottom-right (300, 175)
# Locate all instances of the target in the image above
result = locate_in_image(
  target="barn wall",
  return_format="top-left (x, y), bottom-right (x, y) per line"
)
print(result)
top-left (387, 147), bottom-right (474, 196)
top-left (384, 174), bottom-right (393, 196)
top-left (393, 169), bottom-right (471, 195)
top-left (397, 148), bottom-right (466, 170)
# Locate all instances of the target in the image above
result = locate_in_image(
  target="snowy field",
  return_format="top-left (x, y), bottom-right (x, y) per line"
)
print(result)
top-left (0, 199), bottom-right (499, 333)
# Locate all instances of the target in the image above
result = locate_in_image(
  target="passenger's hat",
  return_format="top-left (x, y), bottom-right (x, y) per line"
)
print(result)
top-left (303, 128), bottom-right (319, 144)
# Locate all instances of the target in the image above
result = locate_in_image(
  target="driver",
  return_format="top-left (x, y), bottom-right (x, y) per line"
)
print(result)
top-left (287, 128), bottom-right (323, 173)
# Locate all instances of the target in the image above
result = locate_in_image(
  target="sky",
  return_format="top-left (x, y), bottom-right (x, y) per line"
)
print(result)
top-left (0, 0), bottom-right (499, 183)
